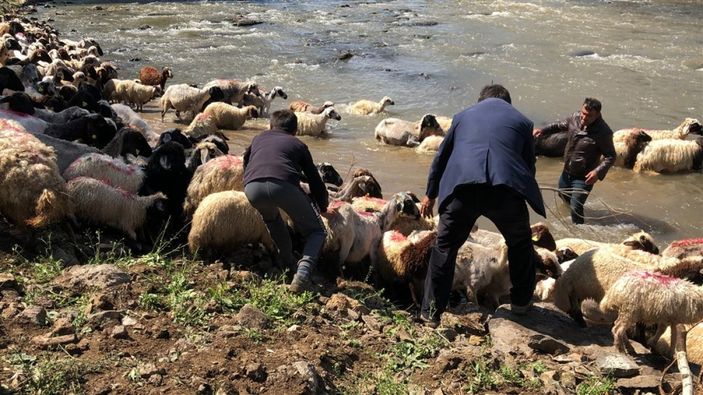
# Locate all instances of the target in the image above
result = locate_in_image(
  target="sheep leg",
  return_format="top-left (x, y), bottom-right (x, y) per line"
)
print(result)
top-left (646, 324), bottom-right (667, 349)
top-left (465, 286), bottom-right (479, 306)
top-left (568, 294), bottom-right (587, 327)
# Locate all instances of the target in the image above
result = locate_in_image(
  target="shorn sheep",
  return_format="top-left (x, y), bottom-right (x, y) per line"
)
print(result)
top-left (160, 84), bottom-right (224, 121)
top-left (183, 155), bottom-right (244, 216)
top-left (63, 153), bottom-right (145, 194)
top-left (374, 114), bottom-right (444, 147)
top-left (600, 269), bottom-right (703, 353)
top-left (633, 138), bottom-right (703, 173)
top-left (187, 190), bottom-right (274, 256)
top-left (0, 124), bottom-right (72, 228)
top-left (202, 102), bottom-right (259, 130)
top-left (295, 106), bottom-right (342, 137)
top-left (613, 118), bottom-right (702, 143)
top-left (289, 100), bottom-right (334, 114)
top-left (67, 177), bottom-right (167, 240)
top-left (613, 130), bottom-right (652, 169)
top-left (348, 96), bottom-right (395, 115)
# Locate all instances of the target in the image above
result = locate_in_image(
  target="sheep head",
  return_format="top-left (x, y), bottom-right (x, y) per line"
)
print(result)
top-left (317, 162), bottom-right (343, 187)
top-left (245, 105), bottom-right (259, 119)
top-left (323, 106), bottom-right (342, 121)
top-left (530, 222), bottom-right (556, 251)
top-left (622, 231), bottom-right (659, 255)
top-left (381, 192), bottom-right (421, 230)
top-left (272, 86), bottom-right (288, 100)
top-left (207, 86), bottom-right (224, 102)
top-left (3, 37), bottom-right (21, 51)
top-left (162, 66), bottom-right (173, 79)
top-left (555, 246), bottom-right (578, 263)
top-left (418, 114), bottom-right (443, 142)
top-left (0, 92), bottom-right (36, 115)
top-left (381, 96), bottom-right (395, 106)
top-left (686, 119), bottom-right (702, 136)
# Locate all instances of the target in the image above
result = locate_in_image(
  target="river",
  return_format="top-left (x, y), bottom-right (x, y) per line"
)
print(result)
top-left (36, 0), bottom-right (703, 244)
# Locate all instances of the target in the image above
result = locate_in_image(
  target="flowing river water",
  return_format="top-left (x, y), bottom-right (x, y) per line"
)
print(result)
top-left (36, 0), bottom-right (702, 244)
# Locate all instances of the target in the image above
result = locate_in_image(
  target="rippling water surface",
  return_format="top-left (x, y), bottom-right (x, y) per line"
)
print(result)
top-left (38, 0), bottom-right (703, 243)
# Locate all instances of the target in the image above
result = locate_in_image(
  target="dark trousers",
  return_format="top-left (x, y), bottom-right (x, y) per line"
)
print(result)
top-left (558, 171), bottom-right (593, 224)
top-left (244, 179), bottom-right (326, 270)
top-left (421, 184), bottom-right (536, 320)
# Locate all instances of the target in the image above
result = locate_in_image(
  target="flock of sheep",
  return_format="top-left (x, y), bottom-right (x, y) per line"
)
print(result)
top-left (1, 16), bottom-right (703, 363)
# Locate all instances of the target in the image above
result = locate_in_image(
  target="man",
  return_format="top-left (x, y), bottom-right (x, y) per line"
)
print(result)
top-left (533, 98), bottom-right (615, 224)
top-left (243, 110), bottom-right (328, 293)
top-left (419, 84), bottom-right (545, 323)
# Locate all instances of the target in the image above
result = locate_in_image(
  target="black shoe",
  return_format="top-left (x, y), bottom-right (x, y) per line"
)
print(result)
top-left (510, 301), bottom-right (533, 315)
top-left (419, 314), bottom-right (440, 329)
top-left (289, 273), bottom-right (314, 294)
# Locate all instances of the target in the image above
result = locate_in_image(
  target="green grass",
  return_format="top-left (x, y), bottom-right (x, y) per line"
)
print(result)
top-left (4, 352), bottom-right (102, 394)
top-left (576, 375), bottom-right (615, 395)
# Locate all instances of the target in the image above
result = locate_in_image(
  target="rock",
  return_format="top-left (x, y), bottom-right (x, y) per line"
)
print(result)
top-left (231, 270), bottom-right (260, 283)
top-left (50, 317), bottom-right (74, 336)
top-left (87, 310), bottom-right (124, 330)
top-left (440, 311), bottom-right (485, 336)
top-left (111, 325), bottom-right (129, 339)
top-left (337, 51), bottom-right (354, 61)
top-left (155, 328), bottom-right (170, 339)
top-left (287, 325), bottom-right (301, 333)
top-left (436, 327), bottom-right (458, 342)
top-left (53, 264), bottom-right (130, 292)
top-left (17, 306), bottom-right (47, 326)
top-left (291, 361), bottom-right (321, 393)
top-left (32, 333), bottom-right (77, 348)
top-left (528, 334), bottom-right (570, 355)
top-left (325, 293), bottom-right (369, 318)
top-left (84, 292), bottom-right (114, 314)
top-left (595, 353), bottom-right (640, 378)
top-left (235, 304), bottom-right (269, 329)
top-left (122, 316), bottom-right (137, 326)
top-left (0, 273), bottom-right (18, 290)
top-left (616, 375), bottom-right (660, 390)
top-left (245, 362), bottom-right (267, 382)
top-left (361, 314), bottom-right (384, 332)
top-left (435, 349), bottom-right (461, 372)
top-left (408, 384), bottom-right (429, 395)
top-left (138, 362), bottom-right (165, 378)
top-left (2, 303), bottom-right (19, 320)
top-left (138, 24), bottom-right (151, 30)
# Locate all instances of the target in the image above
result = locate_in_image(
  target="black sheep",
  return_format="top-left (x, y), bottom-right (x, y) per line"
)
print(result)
top-left (139, 142), bottom-right (191, 220)
top-left (0, 66), bottom-right (24, 92)
top-left (43, 113), bottom-right (117, 149)
top-left (535, 131), bottom-right (568, 157)
top-left (0, 91), bottom-right (36, 115)
top-left (193, 132), bottom-right (229, 154)
top-left (157, 128), bottom-right (193, 149)
top-left (103, 127), bottom-right (153, 159)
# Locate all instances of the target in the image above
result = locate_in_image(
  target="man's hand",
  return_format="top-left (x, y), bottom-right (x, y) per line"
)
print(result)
top-left (420, 196), bottom-right (435, 218)
top-left (585, 170), bottom-right (599, 185)
top-left (532, 128), bottom-right (543, 138)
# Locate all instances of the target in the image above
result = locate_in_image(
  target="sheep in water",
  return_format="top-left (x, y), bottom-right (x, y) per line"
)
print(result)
top-left (348, 96), bottom-right (395, 115)
top-left (612, 117), bottom-right (702, 143)
top-left (241, 86), bottom-right (287, 117)
top-left (295, 107), bottom-right (342, 137)
top-left (202, 79), bottom-right (258, 106)
top-left (289, 100), bottom-right (334, 114)
top-left (613, 129), bottom-right (652, 169)
top-left (416, 135), bottom-right (444, 153)
top-left (633, 137), bottom-right (703, 173)
top-left (555, 230), bottom-right (660, 256)
top-left (535, 130), bottom-right (569, 157)
top-left (600, 267), bottom-right (703, 353)
top-left (374, 114), bottom-right (444, 147)
top-left (138, 66), bottom-right (173, 93)
top-left (160, 84), bottom-right (224, 121)
top-left (202, 103), bottom-right (259, 130)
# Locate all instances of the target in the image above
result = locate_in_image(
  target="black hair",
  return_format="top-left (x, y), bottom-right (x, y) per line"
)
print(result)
top-left (270, 109), bottom-right (298, 135)
top-left (477, 84), bottom-right (512, 104)
top-left (583, 97), bottom-right (602, 112)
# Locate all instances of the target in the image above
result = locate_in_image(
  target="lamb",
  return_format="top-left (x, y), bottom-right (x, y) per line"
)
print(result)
top-left (138, 66), bottom-right (173, 93)
top-left (662, 238), bottom-right (703, 260)
top-left (160, 84), bottom-right (224, 121)
top-left (289, 100), bottom-right (334, 114)
top-left (115, 80), bottom-right (157, 112)
top-left (0, 125), bottom-right (72, 228)
top-left (202, 102), bottom-right (259, 130)
top-left (187, 190), bottom-right (275, 256)
top-left (555, 230), bottom-right (659, 256)
top-left (67, 177), bottom-right (168, 240)
top-left (374, 114), bottom-right (444, 147)
top-left (632, 138), bottom-right (703, 173)
top-left (185, 141), bottom-right (224, 173)
top-left (241, 86), bottom-right (287, 117)
top-left (202, 79), bottom-right (257, 106)
top-left (294, 106), bottom-right (341, 137)
top-left (613, 130), bottom-right (653, 168)
top-left (348, 96), bottom-right (394, 115)
top-left (600, 269), bottom-right (703, 353)
top-left (101, 127), bottom-right (153, 159)
top-left (183, 112), bottom-right (218, 139)
top-left (138, 142), bottom-right (191, 219)
top-left (183, 155), bottom-right (244, 216)
top-left (613, 118), bottom-right (702, 142)
top-left (552, 245), bottom-right (679, 325)
top-left (63, 153), bottom-right (145, 194)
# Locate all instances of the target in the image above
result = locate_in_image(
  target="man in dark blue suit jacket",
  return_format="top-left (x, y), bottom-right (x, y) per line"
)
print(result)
top-left (419, 84), bottom-right (545, 323)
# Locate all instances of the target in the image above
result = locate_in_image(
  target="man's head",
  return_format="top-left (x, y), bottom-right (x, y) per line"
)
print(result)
top-left (477, 84), bottom-right (511, 104)
top-left (270, 109), bottom-right (298, 135)
top-left (580, 97), bottom-right (602, 127)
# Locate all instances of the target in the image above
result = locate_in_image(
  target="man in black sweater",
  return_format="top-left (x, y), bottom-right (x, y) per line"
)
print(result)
top-left (243, 110), bottom-right (328, 293)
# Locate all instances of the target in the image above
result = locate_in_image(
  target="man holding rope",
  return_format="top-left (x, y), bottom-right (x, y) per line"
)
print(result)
top-left (419, 84), bottom-right (545, 324)
top-left (533, 98), bottom-right (616, 224)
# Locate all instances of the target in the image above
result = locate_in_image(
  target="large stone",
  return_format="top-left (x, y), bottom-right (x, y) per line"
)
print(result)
top-left (235, 304), bottom-right (269, 329)
top-left (325, 293), bottom-right (369, 316)
top-left (53, 264), bottom-right (130, 292)
top-left (291, 361), bottom-right (321, 393)
top-left (616, 375), bottom-right (661, 390)
top-left (50, 317), bottom-right (74, 336)
top-left (32, 333), bottom-right (77, 348)
top-left (245, 362), bottom-right (267, 382)
top-left (595, 353), bottom-right (640, 378)
top-left (111, 325), bottom-right (129, 339)
top-left (86, 310), bottom-right (124, 330)
top-left (528, 334), bottom-right (570, 355)
top-left (17, 306), bottom-right (47, 326)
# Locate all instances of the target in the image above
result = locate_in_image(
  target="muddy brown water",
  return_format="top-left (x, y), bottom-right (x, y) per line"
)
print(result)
top-left (37, 0), bottom-right (702, 245)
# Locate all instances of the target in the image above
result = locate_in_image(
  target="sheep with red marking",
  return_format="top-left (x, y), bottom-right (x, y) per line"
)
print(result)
top-left (376, 230), bottom-right (437, 304)
top-left (183, 155), bottom-right (244, 216)
top-left (662, 238), bottom-right (703, 260)
top-left (63, 153), bottom-right (145, 193)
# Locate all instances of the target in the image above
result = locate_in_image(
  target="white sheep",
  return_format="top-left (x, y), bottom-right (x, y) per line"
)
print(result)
top-left (416, 135), bottom-right (444, 153)
top-left (117, 80), bottom-right (157, 112)
top-left (662, 238), bottom-right (703, 260)
top-left (187, 190), bottom-right (275, 256)
top-left (600, 269), bottom-right (703, 353)
top-left (185, 141), bottom-right (225, 173)
top-left (183, 112), bottom-right (219, 139)
top-left (374, 114), bottom-right (444, 147)
top-left (241, 86), bottom-right (287, 117)
top-left (295, 106), bottom-right (342, 137)
top-left (111, 103), bottom-right (159, 144)
top-left (183, 155), bottom-right (244, 216)
top-left (289, 100), bottom-right (334, 114)
top-left (67, 176), bottom-right (167, 240)
top-left (202, 102), bottom-right (259, 130)
top-left (552, 245), bottom-right (678, 325)
top-left (436, 116), bottom-right (453, 132)
top-left (613, 130), bottom-right (652, 169)
top-left (0, 124), bottom-right (73, 228)
top-left (63, 153), bottom-right (145, 194)
top-left (555, 230), bottom-right (659, 256)
top-left (348, 96), bottom-right (394, 115)
top-left (654, 323), bottom-right (703, 366)
top-left (202, 79), bottom-right (257, 105)
top-left (613, 118), bottom-right (702, 142)
top-left (633, 138), bottom-right (703, 173)
top-left (160, 84), bottom-right (223, 121)
top-left (103, 78), bottom-right (128, 103)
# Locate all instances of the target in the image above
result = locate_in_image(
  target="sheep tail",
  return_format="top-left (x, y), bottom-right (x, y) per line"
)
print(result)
top-left (25, 188), bottom-right (70, 228)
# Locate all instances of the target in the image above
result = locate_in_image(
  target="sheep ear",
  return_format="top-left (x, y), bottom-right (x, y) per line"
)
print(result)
top-left (200, 149), bottom-right (210, 165)
top-left (622, 240), bottom-right (639, 248)
top-left (159, 156), bottom-right (172, 170)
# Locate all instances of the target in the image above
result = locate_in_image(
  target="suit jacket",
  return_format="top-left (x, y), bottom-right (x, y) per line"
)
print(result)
top-left (425, 98), bottom-right (546, 217)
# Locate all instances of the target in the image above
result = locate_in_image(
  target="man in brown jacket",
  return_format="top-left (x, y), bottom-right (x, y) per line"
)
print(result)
top-left (533, 98), bottom-right (616, 224)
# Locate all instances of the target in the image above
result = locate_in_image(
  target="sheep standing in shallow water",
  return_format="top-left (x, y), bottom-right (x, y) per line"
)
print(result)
top-left (348, 96), bottom-right (394, 115)
top-left (138, 66), bottom-right (173, 93)
top-left (160, 84), bottom-right (224, 121)
top-left (242, 86), bottom-right (287, 117)
top-left (374, 114), bottom-right (444, 147)
top-left (202, 103), bottom-right (259, 130)
top-left (613, 118), bottom-right (702, 143)
top-left (289, 100), bottom-right (334, 114)
top-left (633, 137), bottom-right (703, 173)
top-left (295, 107), bottom-right (341, 137)
top-left (613, 129), bottom-right (652, 169)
